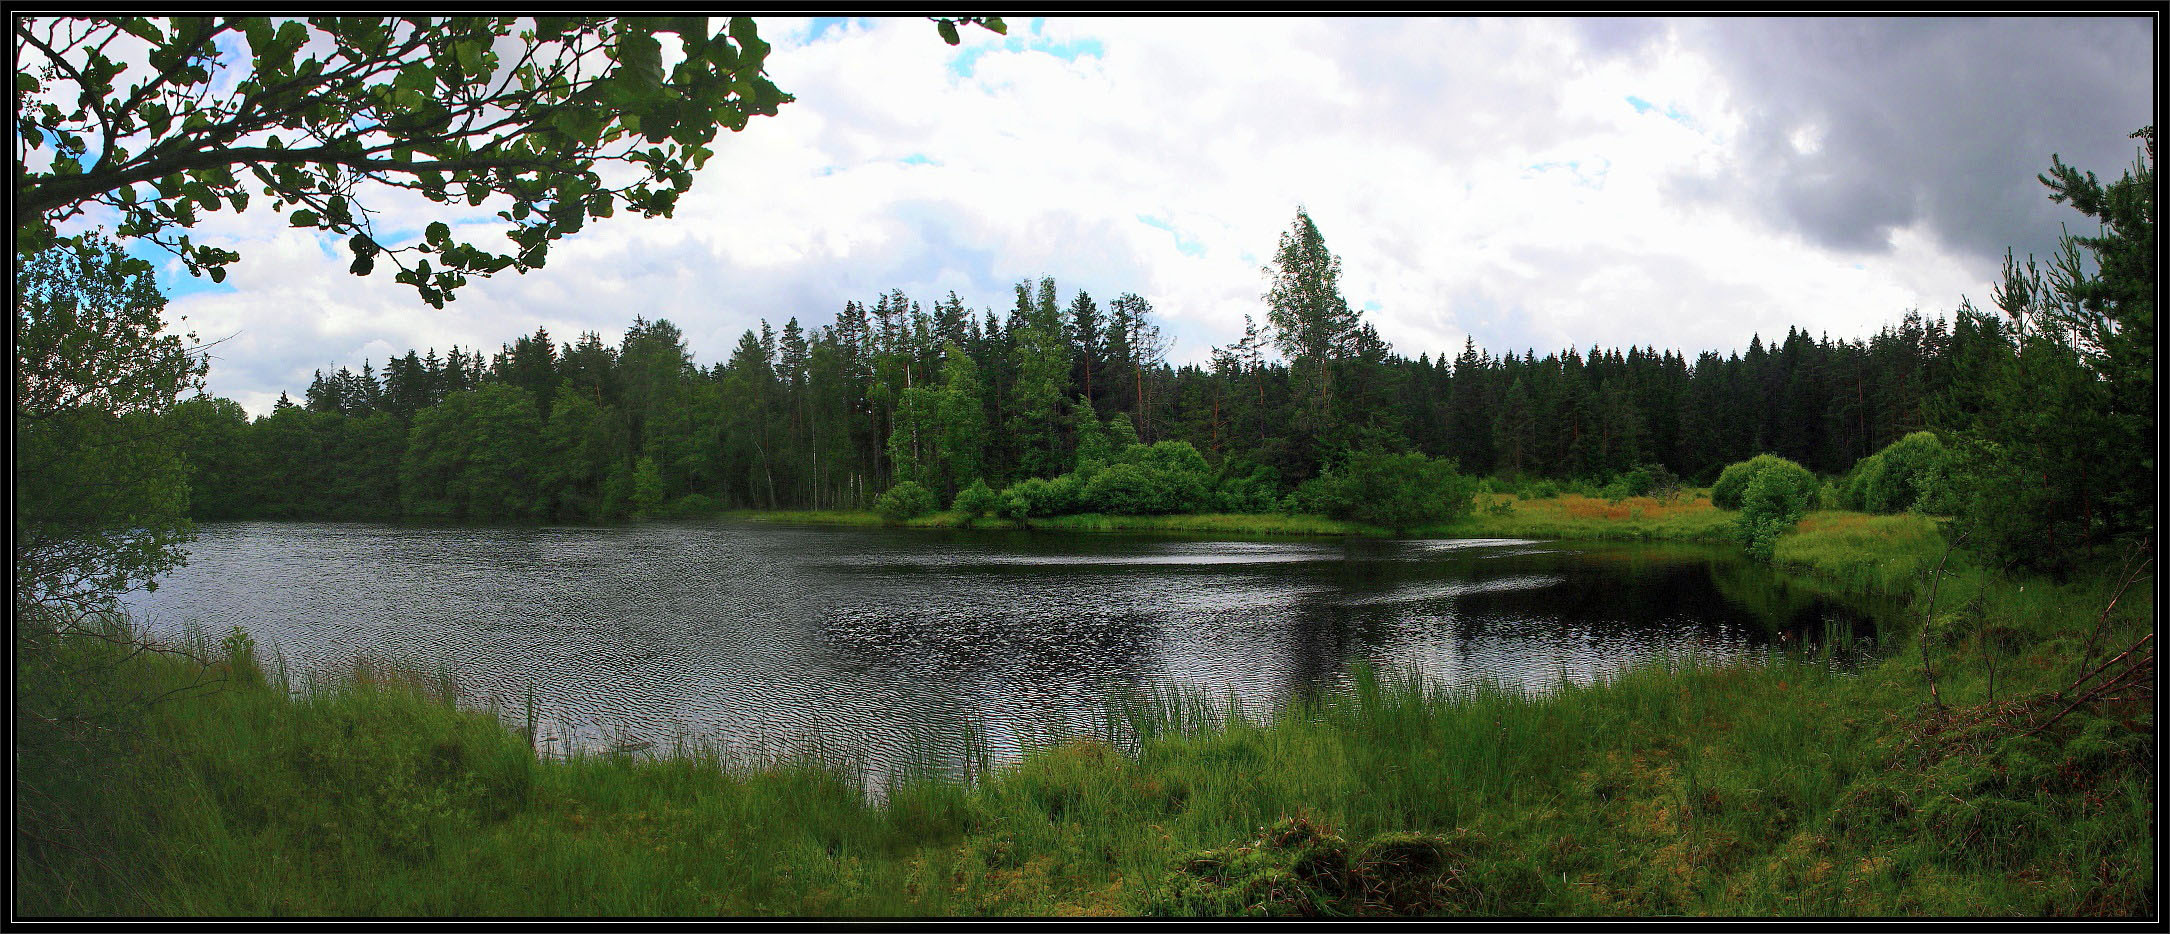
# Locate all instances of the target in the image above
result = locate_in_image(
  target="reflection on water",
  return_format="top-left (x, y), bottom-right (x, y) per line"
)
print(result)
top-left (126, 521), bottom-right (1872, 781)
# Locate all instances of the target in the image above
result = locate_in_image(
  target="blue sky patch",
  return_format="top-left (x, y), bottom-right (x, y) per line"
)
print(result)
top-left (1523, 157), bottom-right (1611, 188)
top-left (949, 18), bottom-right (1104, 78)
top-left (1137, 214), bottom-right (1206, 257)
top-left (806, 17), bottom-right (867, 43)
top-left (1625, 95), bottom-right (1695, 128)
top-left (126, 238), bottom-right (234, 300)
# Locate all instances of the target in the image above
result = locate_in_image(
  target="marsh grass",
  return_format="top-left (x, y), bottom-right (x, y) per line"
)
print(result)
top-left (1420, 493), bottom-right (1738, 543)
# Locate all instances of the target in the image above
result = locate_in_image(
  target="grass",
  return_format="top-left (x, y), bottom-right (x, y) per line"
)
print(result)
top-left (1423, 493), bottom-right (1738, 542)
top-left (14, 500), bottom-right (2156, 917)
top-left (733, 492), bottom-right (1736, 543)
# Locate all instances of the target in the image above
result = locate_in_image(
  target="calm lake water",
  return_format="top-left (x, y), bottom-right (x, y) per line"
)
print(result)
top-left (126, 521), bottom-right (1873, 781)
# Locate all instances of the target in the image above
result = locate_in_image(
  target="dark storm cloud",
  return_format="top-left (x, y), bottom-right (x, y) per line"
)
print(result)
top-left (1606, 17), bottom-right (2154, 263)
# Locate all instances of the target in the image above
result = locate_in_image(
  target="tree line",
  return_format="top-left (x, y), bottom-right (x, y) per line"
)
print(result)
top-left (166, 220), bottom-right (2012, 525)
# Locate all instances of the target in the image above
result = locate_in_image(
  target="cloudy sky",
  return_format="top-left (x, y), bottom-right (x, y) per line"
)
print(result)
top-left (95, 16), bottom-right (2155, 415)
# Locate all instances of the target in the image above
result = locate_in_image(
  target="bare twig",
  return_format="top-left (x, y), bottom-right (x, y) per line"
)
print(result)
top-left (2025, 634), bottom-right (2155, 739)
top-left (1919, 530), bottom-right (1965, 714)
top-left (2077, 539), bottom-right (2152, 678)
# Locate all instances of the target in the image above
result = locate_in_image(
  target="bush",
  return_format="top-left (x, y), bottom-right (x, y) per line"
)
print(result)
top-left (1296, 451), bottom-right (1477, 531)
top-left (1082, 463), bottom-right (1154, 514)
top-left (951, 479), bottom-right (998, 522)
top-left (1081, 448), bottom-right (1214, 515)
top-left (1212, 473), bottom-right (1282, 513)
top-left (997, 474), bottom-right (1081, 519)
top-left (1600, 464), bottom-right (1681, 502)
top-left (1845, 431), bottom-right (1954, 515)
top-left (873, 480), bottom-right (937, 523)
top-left (994, 479), bottom-right (1034, 520)
top-left (1730, 456), bottom-right (1818, 560)
top-left (1712, 453), bottom-right (1808, 511)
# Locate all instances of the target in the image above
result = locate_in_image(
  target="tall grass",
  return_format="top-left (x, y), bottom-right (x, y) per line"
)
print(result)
top-left (1421, 493), bottom-right (1738, 542)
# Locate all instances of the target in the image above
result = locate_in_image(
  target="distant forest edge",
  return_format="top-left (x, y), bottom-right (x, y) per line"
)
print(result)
top-left (176, 299), bottom-right (1962, 511)
top-left (157, 142), bottom-right (2150, 574)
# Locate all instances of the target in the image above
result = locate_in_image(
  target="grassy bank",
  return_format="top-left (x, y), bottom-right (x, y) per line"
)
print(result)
top-left (15, 506), bottom-right (2155, 917)
top-left (729, 492), bottom-right (1732, 542)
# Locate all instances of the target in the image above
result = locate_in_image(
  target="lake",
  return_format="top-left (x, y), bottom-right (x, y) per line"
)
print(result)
top-left (126, 521), bottom-right (1874, 783)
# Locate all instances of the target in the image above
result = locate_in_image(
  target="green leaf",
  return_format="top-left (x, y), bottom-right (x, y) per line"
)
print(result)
top-left (426, 221), bottom-right (451, 243)
top-left (938, 20), bottom-right (960, 46)
top-left (116, 17), bottom-right (165, 44)
top-left (618, 27), bottom-right (663, 87)
top-left (289, 209), bottom-right (318, 227)
top-left (534, 17), bottom-right (575, 40)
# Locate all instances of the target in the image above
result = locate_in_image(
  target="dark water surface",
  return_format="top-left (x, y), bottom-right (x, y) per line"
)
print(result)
top-left (126, 521), bottom-right (1871, 779)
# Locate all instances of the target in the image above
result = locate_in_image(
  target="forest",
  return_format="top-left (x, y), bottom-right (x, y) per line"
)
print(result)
top-left (149, 193), bottom-right (2142, 576)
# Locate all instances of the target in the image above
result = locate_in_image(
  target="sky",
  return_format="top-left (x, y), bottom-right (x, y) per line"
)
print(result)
top-left (67, 16), bottom-right (2157, 416)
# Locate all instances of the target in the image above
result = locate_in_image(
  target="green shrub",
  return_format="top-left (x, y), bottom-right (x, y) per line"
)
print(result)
top-left (1712, 453), bottom-right (1809, 511)
top-left (872, 480), bottom-right (937, 523)
top-left (997, 474), bottom-right (1081, 518)
top-left (1082, 462), bottom-right (1158, 514)
top-left (1212, 473), bottom-right (1282, 513)
top-left (1296, 450), bottom-right (1478, 531)
top-left (951, 479), bottom-right (998, 522)
top-left (994, 479), bottom-right (1034, 520)
top-left (220, 626), bottom-right (261, 685)
top-left (1859, 431), bottom-right (1953, 515)
top-left (1082, 453), bottom-right (1212, 515)
top-left (1603, 463), bottom-right (1684, 502)
top-left (1733, 456), bottom-right (1818, 561)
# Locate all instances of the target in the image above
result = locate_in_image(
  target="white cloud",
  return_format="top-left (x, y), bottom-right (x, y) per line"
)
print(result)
top-left (88, 16), bottom-right (2142, 415)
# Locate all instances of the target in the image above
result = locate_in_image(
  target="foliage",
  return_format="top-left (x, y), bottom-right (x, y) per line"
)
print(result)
top-left (1262, 208), bottom-right (1398, 473)
top-left (1295, 450), bottom-right (1477, 532)
top-left (1210, 467), bottom-right (1283, 514)
top-left (160, 290), bottom-right (2049, 526)
top-left (1945, 128), bottom-right (2155, 571)
top-left (873, 480), bottom-right (937, 523)
top-left (13, 235), bottom-right (203, 639)
top-left (950, 478), bottom-right (998, 523)
top-left (1711, 456), bottom-right (1770, 511)
top-left (398, 384), bottom-right (550, 520)
top-left (1080, 441), bottom-right (1215, 515)
top-left (15, 16), bottom-right (1001, 306)
top-left (1600, 463), bottom-right (1679, 502)
top-left (125, 136), bottom-right (2152, 539)
top-left (1728, 456), bottom-right (1818, 561)
top-left (1841, 431), bottom-right (1953, 515)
